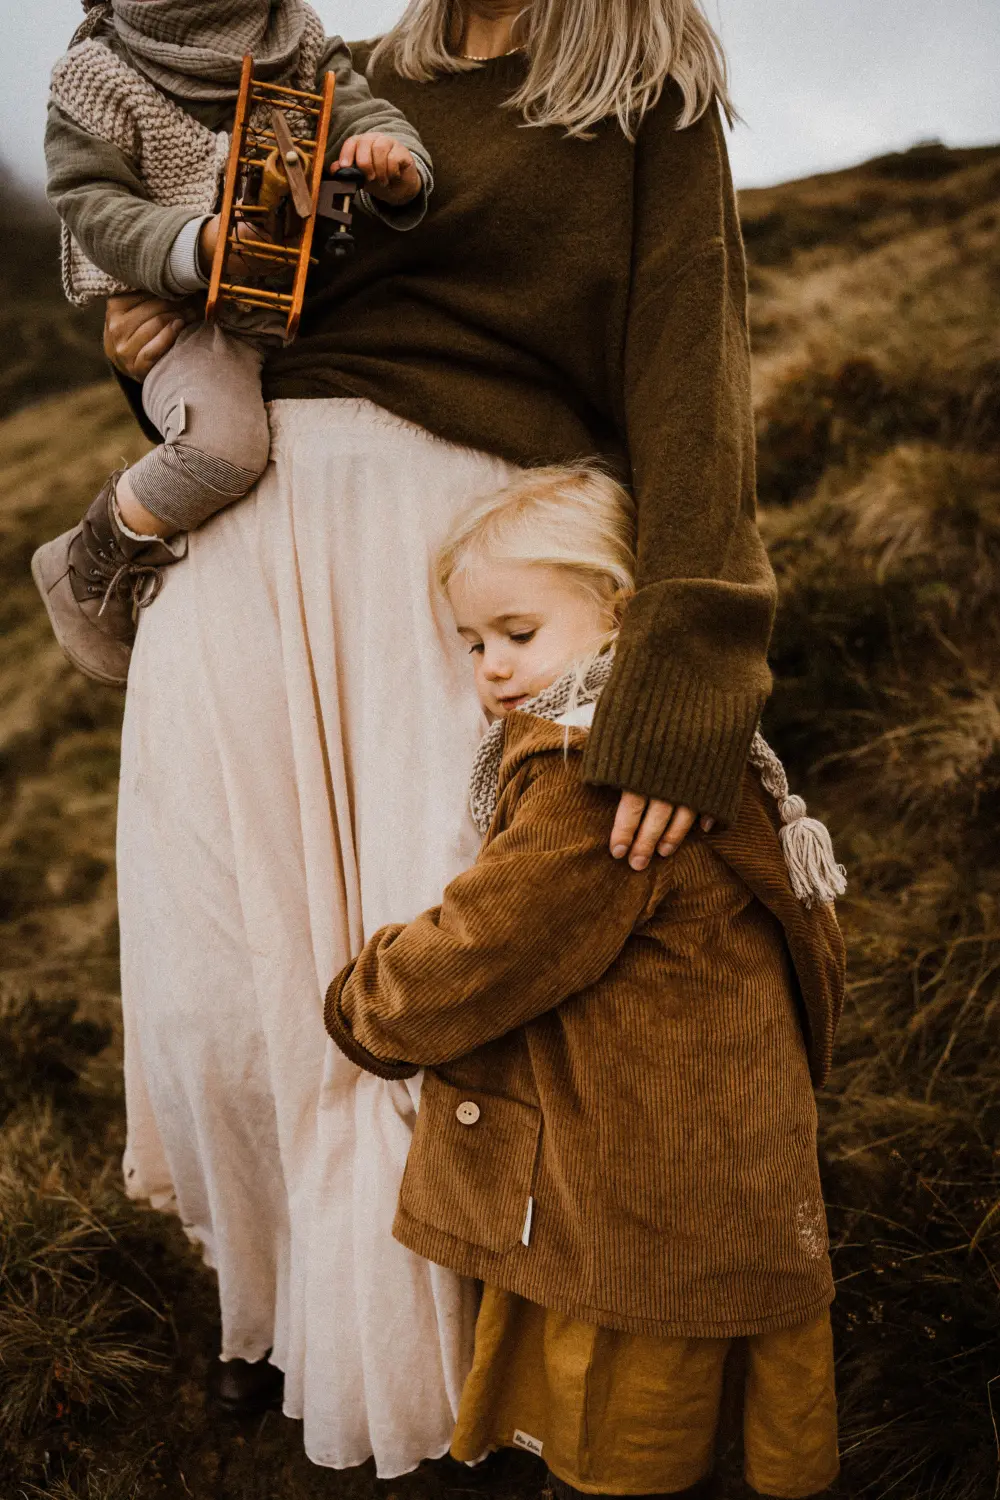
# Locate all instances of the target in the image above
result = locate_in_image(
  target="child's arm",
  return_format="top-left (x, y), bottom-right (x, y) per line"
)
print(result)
top-left (45, 103), bottom-right (210, 298)
top-left (325, 751), bottom-right (665, 1079)
top-left (317, 37), bottom-right (433, 228)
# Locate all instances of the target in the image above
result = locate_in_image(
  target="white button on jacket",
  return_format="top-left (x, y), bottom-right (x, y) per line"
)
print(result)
top-left (455, 1100), bottom-right (481, 1126)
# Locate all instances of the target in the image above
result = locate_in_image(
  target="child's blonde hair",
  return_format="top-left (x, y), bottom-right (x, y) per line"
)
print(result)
top-left (437, 463), bottom-right (635, 707)
top-left (436, 462), bottom-right (635, 625)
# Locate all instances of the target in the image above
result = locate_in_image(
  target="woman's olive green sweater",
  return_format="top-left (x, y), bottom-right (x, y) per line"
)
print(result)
top-left (266, 49), bottom-right (775, 822)
top-left (114, 45), bottom-right (774, 820)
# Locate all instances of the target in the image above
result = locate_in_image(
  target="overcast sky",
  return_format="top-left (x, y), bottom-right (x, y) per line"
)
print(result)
top-left (6, 0), bottom-right (998, 191)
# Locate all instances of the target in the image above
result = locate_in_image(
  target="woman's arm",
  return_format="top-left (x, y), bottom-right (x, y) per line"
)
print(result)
top-left (325, 754), bottom-right (662, 1077)
top-left (103, 295), bottom-right (199, 443)
top-left (584, 95), bottom-right (776, 828)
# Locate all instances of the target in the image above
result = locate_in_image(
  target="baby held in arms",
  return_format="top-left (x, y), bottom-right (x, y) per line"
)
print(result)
top-left (325, 463), bottom-right (847, 1500)
top-left (33, 0), bottom-right (431, 687)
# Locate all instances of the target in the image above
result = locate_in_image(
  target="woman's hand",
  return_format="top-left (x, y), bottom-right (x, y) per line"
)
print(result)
top-left (337, 133), bottom-right (423, 206)
top-left (610, 792), bottom-right (714, 870)
top-left (103, 292), bottom-right (199, 380)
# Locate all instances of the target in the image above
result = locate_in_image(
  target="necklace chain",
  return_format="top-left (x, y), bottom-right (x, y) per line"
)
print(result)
top-left (460, 44), bottom-right (525, 59)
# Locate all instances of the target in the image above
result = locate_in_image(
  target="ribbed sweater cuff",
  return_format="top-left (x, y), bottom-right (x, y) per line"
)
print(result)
top-left (323, 971), bottom-right (419, 1081)
top-left (581, 649), bottom-right (768, 824)
top-left (164, 215), bottom-right (211, 295)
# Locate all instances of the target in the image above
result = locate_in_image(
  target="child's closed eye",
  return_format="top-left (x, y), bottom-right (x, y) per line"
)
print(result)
top-left (510, 631), bottom-right (536, 644)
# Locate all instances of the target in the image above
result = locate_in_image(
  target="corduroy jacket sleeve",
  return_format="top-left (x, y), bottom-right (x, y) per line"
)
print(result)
top-left (325, 751), bottom-right (661, 1076)
top-left (583, 97), bottom-right (776, 825)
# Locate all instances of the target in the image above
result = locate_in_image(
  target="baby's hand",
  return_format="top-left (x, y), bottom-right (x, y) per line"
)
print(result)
top-left (336, 134), bottom-right (422, 206)
top-left (198, 214), bottom-right (272, 280)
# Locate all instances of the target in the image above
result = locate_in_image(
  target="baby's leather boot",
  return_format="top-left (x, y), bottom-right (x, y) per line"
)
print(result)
top-left (31, 473), bottom-right (185, 687)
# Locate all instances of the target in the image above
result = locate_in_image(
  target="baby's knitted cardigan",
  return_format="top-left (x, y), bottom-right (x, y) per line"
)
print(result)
top-left (49, 5), bottom-right (325, 305)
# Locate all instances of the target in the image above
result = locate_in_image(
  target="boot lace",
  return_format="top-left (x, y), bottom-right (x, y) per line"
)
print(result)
top-left (97, 561), bottom-right (165, 623)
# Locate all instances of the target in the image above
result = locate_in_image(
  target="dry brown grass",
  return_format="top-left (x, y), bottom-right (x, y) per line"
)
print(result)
top-left (751, 144), bottom-right (1000, 1500)
top-left (0, 168), bottom-right (107, 418)
top-left (1, 139), bottom-right (999, 1496)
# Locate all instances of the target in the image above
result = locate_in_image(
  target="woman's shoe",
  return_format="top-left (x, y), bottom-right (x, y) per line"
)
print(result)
top-left (31, 473), bottom-right (184, 687)
top-left (208, 1352), bottom-right (284, 1417)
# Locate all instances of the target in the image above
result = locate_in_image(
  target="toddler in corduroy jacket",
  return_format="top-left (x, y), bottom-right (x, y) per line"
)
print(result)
top-left (325, 464), bottom-right (847, 1500)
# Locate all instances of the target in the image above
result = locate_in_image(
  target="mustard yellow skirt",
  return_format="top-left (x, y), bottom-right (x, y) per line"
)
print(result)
top-left (450, 1290), bottom-right (839, 1499)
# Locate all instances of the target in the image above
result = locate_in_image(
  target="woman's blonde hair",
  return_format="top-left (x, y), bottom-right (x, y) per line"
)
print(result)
top-left (369, 0), bottom-right (734, 140)
top-left (436, 461), bottom-right (635, 627)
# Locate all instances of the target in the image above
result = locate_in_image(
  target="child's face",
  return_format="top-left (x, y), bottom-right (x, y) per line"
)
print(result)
top-left (449, 560), bottom-right (613, 721)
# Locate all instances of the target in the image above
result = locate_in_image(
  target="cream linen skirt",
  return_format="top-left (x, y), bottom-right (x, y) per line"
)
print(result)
top-left (117, 399), bottom-right (517, 1475)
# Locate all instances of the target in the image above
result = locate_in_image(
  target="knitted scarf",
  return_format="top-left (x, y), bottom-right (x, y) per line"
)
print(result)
top-left (469, 650), bottom-right (847, 908)
top-left (108, 0), bottom-right (309, 99)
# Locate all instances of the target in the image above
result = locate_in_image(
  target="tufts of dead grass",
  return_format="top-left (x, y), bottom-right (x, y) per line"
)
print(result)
top-left (745, 142), bottom-right (1000, 1495)
top-left (0, 1115), bottom-right (169, 1441)
top-left (760, 431), bottom-right (1000, 1494)
top-left (755, 358), bottom-right (1000, 507)
top-left (740, 142), bottom-right (1000, 270)
top-left (0, 1035), bottom-right (176, 1494)
top-left (0, 986), bottom-right (111, 1125)
top-left (0, 167), bottom-right (107, 419)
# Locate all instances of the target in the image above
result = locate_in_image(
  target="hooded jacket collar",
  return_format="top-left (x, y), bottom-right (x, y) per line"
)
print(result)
top-left (469, 651), bottom-right (614, 836)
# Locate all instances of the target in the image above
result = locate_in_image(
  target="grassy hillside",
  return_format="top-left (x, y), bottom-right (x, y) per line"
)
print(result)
top-left (1, 139), bottom-right (999, 1497)
top-left (747, 140), bottom-right (1000, 1498)
top-left (0, 168), bottom-right (107, 418)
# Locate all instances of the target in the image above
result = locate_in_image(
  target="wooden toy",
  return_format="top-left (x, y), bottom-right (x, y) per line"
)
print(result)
top-left (206, 55), bottom-right (364, 344)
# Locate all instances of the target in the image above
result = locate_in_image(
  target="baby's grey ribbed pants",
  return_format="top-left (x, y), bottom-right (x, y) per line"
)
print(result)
top-left (128, 321), bottom-right (270, 531)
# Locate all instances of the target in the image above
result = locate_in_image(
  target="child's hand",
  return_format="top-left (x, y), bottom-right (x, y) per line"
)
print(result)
top-left (336, 134), bottom-right (422, 206)
top-left (610, 793), bottom-right (713, 870)
top-left (198, 214), bottom-right (272, 280)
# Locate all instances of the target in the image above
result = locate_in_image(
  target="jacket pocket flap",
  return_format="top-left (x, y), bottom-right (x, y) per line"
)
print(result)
top-left (398, 1075), bottom-right (540, 1255)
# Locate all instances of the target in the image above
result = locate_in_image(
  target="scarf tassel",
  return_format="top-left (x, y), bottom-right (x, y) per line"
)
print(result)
top-left (777, 795), bottom-right (848, 908)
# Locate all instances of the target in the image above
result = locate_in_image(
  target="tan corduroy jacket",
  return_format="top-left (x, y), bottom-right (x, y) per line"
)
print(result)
top-left (325, 715), bottom-right (846, 1339)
